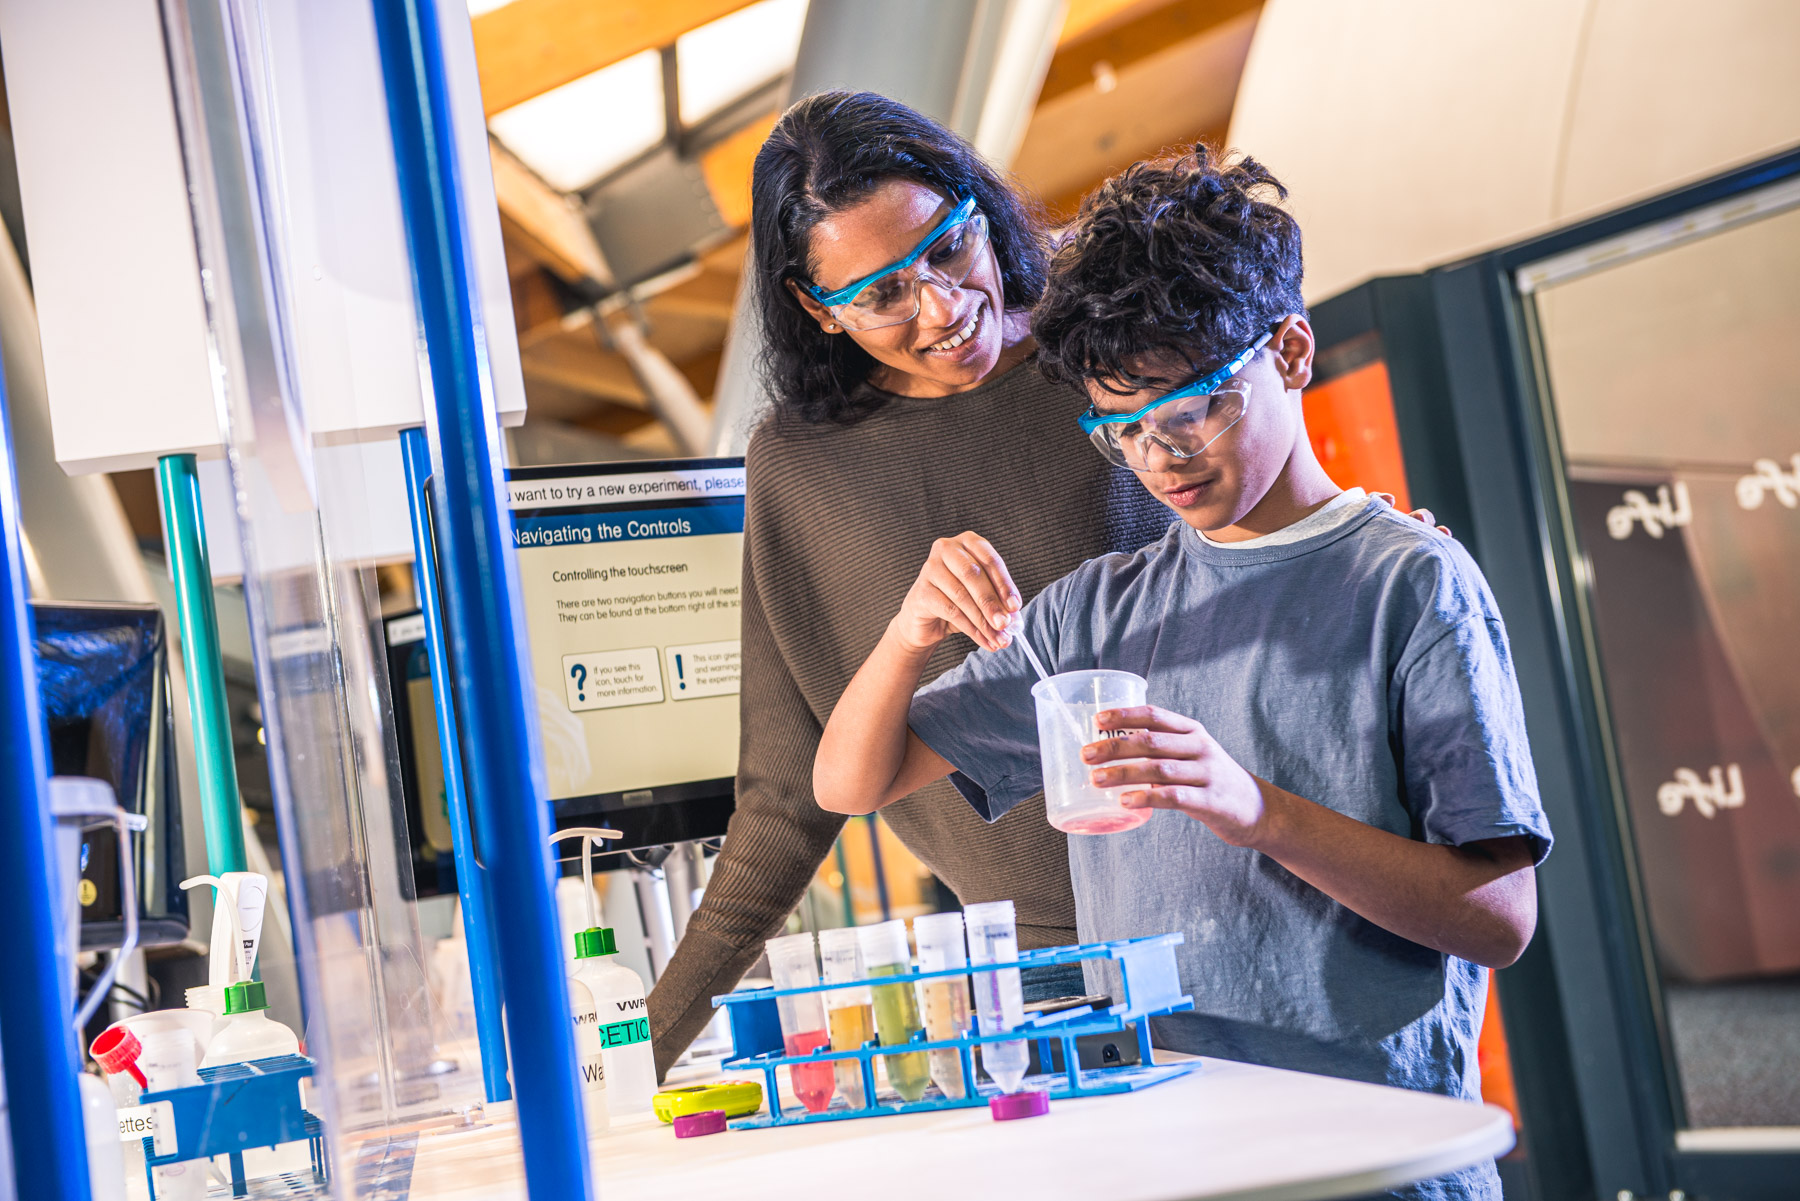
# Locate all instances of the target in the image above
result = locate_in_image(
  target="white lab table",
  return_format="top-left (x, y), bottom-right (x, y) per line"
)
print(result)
top-left (399, 1055), bottom-right (1514, 1201)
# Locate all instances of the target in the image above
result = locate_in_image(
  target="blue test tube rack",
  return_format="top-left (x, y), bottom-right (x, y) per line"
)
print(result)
top-left (712, 933), bottom-right (1197, 1129)
top-left (138, 1053), bottom-right (327, 1198)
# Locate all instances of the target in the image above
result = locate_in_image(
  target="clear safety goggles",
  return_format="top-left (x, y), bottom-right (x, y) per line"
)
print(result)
top-left (1077, 331), bottom-right (1272, 471)
top-left (800, 196), bottom-right (989, 332)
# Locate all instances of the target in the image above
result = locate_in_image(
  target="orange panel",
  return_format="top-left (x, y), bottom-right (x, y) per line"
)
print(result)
top-left (1302, 359), bottom-right (1411, 511)
top-left (1479, 977), bottom-right (1521, 1129)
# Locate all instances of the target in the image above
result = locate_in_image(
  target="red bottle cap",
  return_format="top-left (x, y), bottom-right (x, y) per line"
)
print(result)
top-left (989, 1089), bottom-right (1050, 1121)
top-left (91, 1026), bottom-right (148, 1089)
top-left (672, 1108), bottom-right (729, 1138)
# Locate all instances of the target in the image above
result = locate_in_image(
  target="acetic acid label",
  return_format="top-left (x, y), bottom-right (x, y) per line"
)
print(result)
top-left (597, 1017), bottom-right (650, 1049)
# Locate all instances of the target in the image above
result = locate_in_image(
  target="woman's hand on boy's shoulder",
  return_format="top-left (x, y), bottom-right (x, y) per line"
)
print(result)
top-left (1372, 492), bottom-right (1451, 537)
top-left (1085, 706), bottom-right (1273, 846)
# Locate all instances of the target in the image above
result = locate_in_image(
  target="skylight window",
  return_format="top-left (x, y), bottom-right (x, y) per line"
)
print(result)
top-left (676, 0), bottom-right (808, 127)
top-left (488, 50), bottom-right (666, 192)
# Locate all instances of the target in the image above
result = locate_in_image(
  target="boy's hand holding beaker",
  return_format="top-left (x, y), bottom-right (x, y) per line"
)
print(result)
top-left (1084, 706), bottom-right (1272, 846)
top-left (891, 532), bottom-right (1022, 655)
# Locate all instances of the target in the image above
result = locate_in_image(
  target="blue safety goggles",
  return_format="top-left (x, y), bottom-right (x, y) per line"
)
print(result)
top-left (800, 196), bottom-right (982, 329)
top-left (1076, 330), bottom-right (1274, 470)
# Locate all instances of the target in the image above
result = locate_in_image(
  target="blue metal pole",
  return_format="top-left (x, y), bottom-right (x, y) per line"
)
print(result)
top-left (0, 344), bottom-right (90, 1198)
top-left (400, 424), bottom-right (511, 1104)
top-left (369, 3), bottom-right (592, 1196)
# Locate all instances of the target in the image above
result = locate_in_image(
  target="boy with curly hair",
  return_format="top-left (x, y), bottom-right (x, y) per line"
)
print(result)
top-left (813, 146), bottom-right (1551, 1201)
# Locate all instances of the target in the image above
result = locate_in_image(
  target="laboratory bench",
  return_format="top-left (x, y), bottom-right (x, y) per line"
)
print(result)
top-left (379, 1053), bottom-right (1513, 1201)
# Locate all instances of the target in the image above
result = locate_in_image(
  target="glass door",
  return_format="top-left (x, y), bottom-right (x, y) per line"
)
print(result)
top-left (1517, 176), bottom-right (1800, 1145)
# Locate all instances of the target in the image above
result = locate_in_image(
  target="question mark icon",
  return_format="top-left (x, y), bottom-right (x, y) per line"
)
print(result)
top-left (570, 662), bottom-right (587, 704)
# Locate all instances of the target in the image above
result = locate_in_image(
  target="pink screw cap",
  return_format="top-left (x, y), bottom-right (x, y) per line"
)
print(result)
top-left (989, 1089), bottom-right (1050, 1121)
top-left (672, 1108), bottom-right (729, 1138)
top-left (91, 1026), bottom-right (148, 1089)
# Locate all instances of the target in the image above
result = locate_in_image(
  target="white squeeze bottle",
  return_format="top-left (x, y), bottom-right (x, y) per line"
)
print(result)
top-left (200, 980), bottom-right (301, 1068)
top-left (551, 826), bottom-right (656, 1114)
top-left (568, 974), bottom-right (610, 1136)
top-left (569, 926), bottom-right (655, 1114)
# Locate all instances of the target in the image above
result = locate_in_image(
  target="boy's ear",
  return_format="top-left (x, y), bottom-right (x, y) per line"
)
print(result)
top-left (1271, 315), bottom-right (1315, 392)
top-left (786, 279), bottom-right (844, 333)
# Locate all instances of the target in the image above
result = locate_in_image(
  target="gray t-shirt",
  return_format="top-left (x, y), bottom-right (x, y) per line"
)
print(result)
top-left (909, 497), bottom-right (1550, 1201)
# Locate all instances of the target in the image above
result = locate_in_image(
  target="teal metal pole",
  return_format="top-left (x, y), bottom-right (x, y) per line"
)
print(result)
top-left (157, 452), bottom-right (247, 876)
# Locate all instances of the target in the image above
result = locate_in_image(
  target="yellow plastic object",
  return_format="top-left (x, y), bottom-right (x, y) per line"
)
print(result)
top-left (653, 1080), bottom-right (765, 1124)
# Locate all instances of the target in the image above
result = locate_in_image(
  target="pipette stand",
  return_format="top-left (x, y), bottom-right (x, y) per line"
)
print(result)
top-left (139, 1053), bottom-right (327, 1198)
top-left (713, 933), bottom-right (1196, 1129)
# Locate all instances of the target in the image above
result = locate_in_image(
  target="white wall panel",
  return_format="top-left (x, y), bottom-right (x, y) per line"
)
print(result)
top-left (1227, 0), bottom-right (1800, 302)
top-left (0, 0), bottom-right (222, 474)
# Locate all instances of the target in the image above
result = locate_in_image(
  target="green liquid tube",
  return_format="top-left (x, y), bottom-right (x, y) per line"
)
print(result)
top-left (859, 919), bottom-right (930, 1102)
top-left (868, 964), bottom-right (931, 1101)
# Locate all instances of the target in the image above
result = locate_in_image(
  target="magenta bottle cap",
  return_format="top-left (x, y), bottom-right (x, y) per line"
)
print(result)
top-left (672, 1108), bottom-right (729, 1138)
top-left (989, 1089), bottom-right (1050, 1121)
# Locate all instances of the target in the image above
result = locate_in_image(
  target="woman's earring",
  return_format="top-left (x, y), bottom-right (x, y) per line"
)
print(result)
top-left (824, 322), bottom-right (840, 333)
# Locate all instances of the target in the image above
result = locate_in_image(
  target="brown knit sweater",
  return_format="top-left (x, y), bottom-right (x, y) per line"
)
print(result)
top-left (647, 359), bottom-right (1174, 1075)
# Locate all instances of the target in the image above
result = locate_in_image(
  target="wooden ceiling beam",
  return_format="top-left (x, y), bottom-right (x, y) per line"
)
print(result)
top-left (1040, 0), bottom-right (1261, 107)
top-left (473, 0), bottom-right (756, 116)
top-left (518, 333), bottom-right (646, 406)
top-left (644, 269), bottom-right (739, 323)
top-left (490, 141), bottom-right (610, 286)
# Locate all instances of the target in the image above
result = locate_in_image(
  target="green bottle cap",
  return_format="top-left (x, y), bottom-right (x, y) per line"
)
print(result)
top-left (573, 927), bottom-right (617, 959)
top-left (223, 980), bottom-right (268, 1015)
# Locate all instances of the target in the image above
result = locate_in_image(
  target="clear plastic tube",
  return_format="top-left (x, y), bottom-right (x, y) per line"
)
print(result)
top-left (912, 911), bottom-right (971, 1099)
top-left (964, 900), bottom-right (1029, 1093)
top-left (817, 927), bottom-right (873, 1109)
top-left (764, 932), bottom-right (834, 1113)
top-left (856, 920), bottom-right (930, 1101)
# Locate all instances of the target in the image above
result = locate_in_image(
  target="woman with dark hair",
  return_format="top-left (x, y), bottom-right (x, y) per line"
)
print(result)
top-left (644, 94), bottom-right (1420, 1075)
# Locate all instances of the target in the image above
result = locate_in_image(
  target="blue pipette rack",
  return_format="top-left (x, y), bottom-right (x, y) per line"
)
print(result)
top-left (138, 1053), bottom-right (327, 1198)
top-left (712, 933), bottom-right (1196, 1129)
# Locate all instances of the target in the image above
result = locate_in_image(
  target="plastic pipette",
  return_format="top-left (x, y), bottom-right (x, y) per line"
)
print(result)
top-left (1006, 616), bottom-right (1090, 746)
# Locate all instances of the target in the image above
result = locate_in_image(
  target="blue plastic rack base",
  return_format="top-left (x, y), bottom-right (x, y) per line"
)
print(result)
top-left (713, 933), bottom-right (1196, 1129)
top-left (139, 1053), bottom-right (326, 1199)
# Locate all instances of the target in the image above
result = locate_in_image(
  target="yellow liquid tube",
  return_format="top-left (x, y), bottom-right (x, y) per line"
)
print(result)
top-left (826, 1001), bottom-right (874, 1108)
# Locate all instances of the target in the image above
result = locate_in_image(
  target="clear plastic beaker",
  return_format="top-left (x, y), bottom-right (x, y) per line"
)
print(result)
top-left (857, 920), bottom-right (931, 1101)
top-left (817, 927), bottom-right (873, 1109)
top-left (764, 932), bottom-right (835, 1113)
top-left (913, 911), bottom-right (972, 1099)
top-left (1032, 669), bottom-right (1151, 835)
top-left (964, 900), bottom-right (1029, 1093)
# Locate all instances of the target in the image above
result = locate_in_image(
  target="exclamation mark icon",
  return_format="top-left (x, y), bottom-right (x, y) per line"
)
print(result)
top-left (674, 654), bottom-right (686, 691)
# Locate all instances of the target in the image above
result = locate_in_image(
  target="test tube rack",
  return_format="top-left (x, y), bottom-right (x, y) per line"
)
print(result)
top-left (713, 933), bottom-right (1196, 1129)
top-left (138, 1052), bottom-right (327, 1198)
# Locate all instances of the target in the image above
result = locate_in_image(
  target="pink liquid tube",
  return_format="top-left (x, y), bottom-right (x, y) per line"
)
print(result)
top-left (765, 931), bottom-right (836, 1113)
top-left (782, 1029), bottom-right (836, 1113)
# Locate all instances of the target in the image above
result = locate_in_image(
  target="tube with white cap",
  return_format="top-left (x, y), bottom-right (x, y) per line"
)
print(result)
top-left (965, 900), bottom-right (1029, 1093)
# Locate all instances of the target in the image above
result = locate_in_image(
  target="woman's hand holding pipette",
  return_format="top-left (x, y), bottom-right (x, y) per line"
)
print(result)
top-left (890, 532), bottom-right (1022, 654)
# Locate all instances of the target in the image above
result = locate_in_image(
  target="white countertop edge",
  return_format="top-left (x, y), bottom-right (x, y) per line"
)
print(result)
top-left (1199, 1106), bottom-right (1518, 1201)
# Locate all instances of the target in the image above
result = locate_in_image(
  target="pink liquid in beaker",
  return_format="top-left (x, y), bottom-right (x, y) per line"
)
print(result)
top-left (1057, 809), bottom-right (1151, 836)
top-left (784, 1030), bottom-right (836, 1113)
